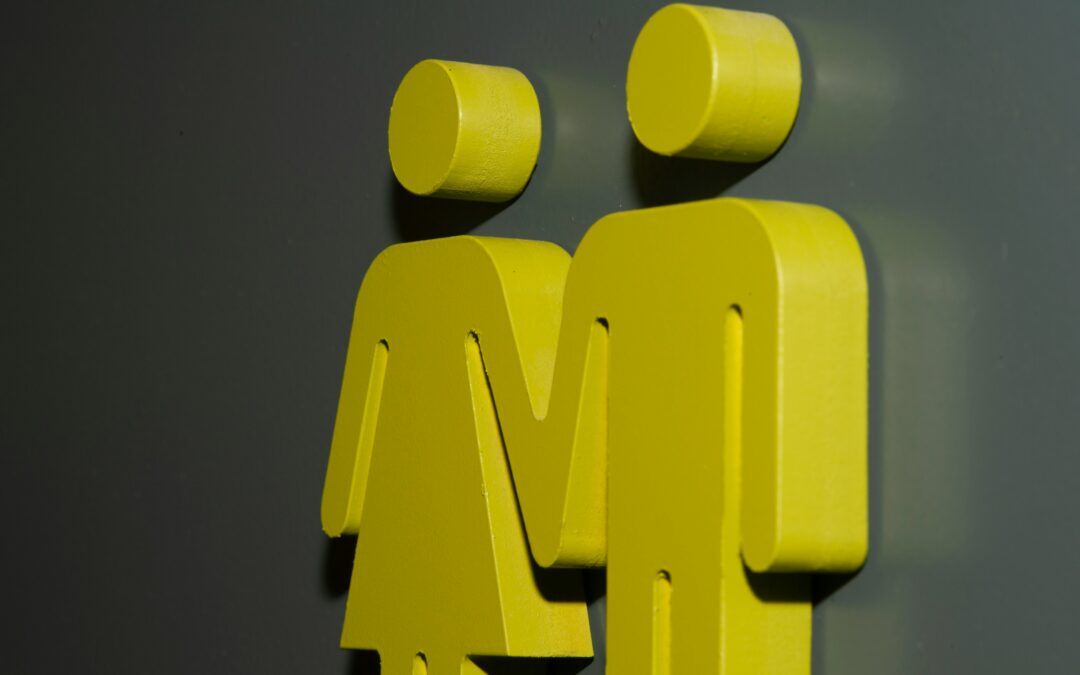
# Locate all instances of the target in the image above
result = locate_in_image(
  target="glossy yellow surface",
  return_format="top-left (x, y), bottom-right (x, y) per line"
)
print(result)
top-left (626, 4), bottom-right (801, 162)
top-left (323, 197), bottom-right (867, 672)
top-left (388, 59), bottom-right (541, 202)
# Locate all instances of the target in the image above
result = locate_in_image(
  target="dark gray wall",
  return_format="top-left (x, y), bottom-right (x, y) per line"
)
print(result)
top-left (4, 1), bottom-right (1079, 672)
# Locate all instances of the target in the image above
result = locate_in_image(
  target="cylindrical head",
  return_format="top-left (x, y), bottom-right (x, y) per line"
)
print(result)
top-left (389, 59), bottom-right (541, 202)
top-left (626, 4), bottom-right (801, 162)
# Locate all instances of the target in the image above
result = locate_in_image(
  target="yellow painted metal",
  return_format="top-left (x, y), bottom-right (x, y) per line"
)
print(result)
top-left (626, 4), bottom-right (801, 162)
top-left (323, 197), bottom-right (867, 672)
top-left (388, 59), bottom-right (541, 202)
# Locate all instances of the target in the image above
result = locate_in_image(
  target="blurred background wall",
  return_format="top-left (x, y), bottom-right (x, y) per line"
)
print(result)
top-left (3, 1), bottom-right (1079, 672)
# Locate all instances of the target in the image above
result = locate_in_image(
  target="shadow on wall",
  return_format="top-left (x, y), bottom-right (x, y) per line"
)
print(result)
top-left (389, 133), bottom-right (763, 242)
top-left (628, 131), bottom-right (763, 207)
top-left (323, 535), bottom-right (357, 598)
top-left (348, 650), bottom-right (380, 674)
top-left (390, 174), bottom-right (518, 241)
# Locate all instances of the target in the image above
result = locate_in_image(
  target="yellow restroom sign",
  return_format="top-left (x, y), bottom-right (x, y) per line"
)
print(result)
top-left (320, 198), bottom-right (868, 674)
